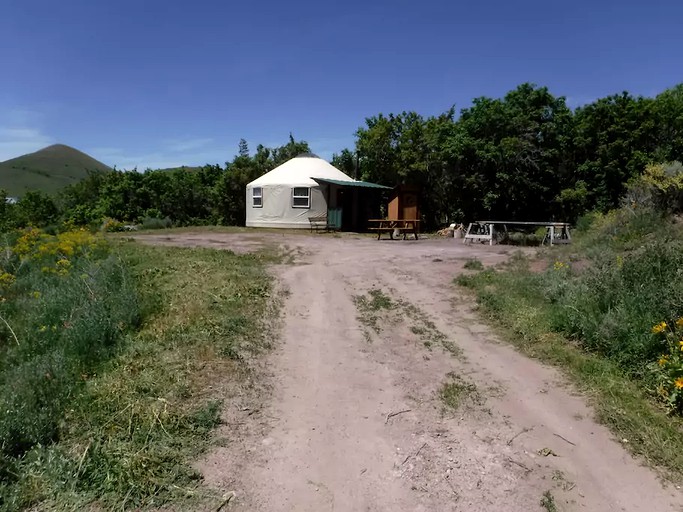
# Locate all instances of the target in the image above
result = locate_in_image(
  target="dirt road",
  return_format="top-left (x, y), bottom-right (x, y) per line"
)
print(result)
top-left (137, 232), bottom-right (683, 511)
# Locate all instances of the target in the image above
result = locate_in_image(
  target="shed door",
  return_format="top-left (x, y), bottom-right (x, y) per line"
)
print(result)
top-left (402, 192), bottom-right (418, 220)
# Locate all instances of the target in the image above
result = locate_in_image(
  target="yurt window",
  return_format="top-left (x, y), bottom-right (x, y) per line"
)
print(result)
top-left (252, 187), bottom-right (263, 207)
top-left (292, 187), bottom-right (310, 208)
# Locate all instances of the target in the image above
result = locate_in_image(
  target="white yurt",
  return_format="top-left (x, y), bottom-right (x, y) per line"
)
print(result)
top-left (245, 154), bottom-right (358, 229)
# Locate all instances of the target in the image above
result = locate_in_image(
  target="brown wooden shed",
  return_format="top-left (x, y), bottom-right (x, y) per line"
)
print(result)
top-left (388, 185), bottom-right (420, 221)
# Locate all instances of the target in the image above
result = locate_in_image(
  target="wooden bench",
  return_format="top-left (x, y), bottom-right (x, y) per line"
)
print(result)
top-left (308, 214), bottom-right (329, 232)
top-left (463, 221), bottom-right (571, 246)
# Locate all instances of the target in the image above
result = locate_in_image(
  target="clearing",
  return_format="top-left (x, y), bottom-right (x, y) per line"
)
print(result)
top-left (133, 231), bottom-right (683, 512)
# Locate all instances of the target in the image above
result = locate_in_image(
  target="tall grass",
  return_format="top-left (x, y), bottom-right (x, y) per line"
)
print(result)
top-left (0, 233), bottom-right (277, 510)
top-left (460, 209), bottom-right (683, 378)
top-left (456, 208), bottom-right (683, 479)
top-left (0, 229), bottom-right (140, 509)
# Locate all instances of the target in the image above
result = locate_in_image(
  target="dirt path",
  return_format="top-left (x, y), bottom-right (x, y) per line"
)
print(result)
top-left (136, 232), bottom-right (683, 511)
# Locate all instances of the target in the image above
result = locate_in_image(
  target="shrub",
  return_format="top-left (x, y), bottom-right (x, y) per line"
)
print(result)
top-left (141, 216), bottom-right (172, 230)
top-left (575, 206), bottom-right (673, 255)
top-left (463, 258), bottom-right (484, 270)
top-left (101, 217), bottom-right (126, 232)
top-left (625, 161), bottom-right (683, 213)
top-left (546, 239), bottom-right (683, 376)
top-left (0, 230), bottom-right (139, 461)
top-left (574, 211), bottom-right (601, 233)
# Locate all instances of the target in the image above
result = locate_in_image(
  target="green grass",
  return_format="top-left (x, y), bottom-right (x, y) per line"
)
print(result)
top-left (455, 210), bottom-right (683, 481)
top-left (439, 374), bottom-right (479, 410)
top-left (0, 144), bottom-right (111, 196)
top-left (463, 258), bottom-right (484, 270)
top-left (0, 237), bottom-right (278, 510)
top-left (540, 490), bottom-right (558, 512)
top-left (353, 288), bottom-right (462, 356)
top-left (353, 289), bottom-right (396, 334)
top-left (402, 302), bottom-right (462, 357)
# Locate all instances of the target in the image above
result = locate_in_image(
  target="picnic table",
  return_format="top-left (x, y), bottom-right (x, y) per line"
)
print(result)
top-left (368, 219), bottom-right (420, 240)
top-left (463, 221), bottom-right (571, 246)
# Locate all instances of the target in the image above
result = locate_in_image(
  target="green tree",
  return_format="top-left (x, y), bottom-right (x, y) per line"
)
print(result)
top-left (574, 92), bottom-right (656, 211)
top-left (456, 84), bottom-right (574, 221)
top-left (652, 84), bottom-right (683, 163)
top-left (353, 109), bottom-right (462, 227)
top-left (331, 149), bottom-right (356, 178)
top-left (15, 191), bottom-right (59, 227)
top-left (238, 138), bottom-right (249, 157)
top-left (0, 189), bottom-right (17, 231)
top-left (270, 134), bottom-right (311, 166)
top-left (59, 170), bottom-right (108, 224)
top-left (96, 170), bottom-right (146, 221)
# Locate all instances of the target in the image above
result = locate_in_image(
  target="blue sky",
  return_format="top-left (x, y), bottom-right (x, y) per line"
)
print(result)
top-left (1, 0), bottom-right (681, 169)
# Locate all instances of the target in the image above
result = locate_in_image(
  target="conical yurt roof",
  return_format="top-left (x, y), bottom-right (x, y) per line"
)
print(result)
top-left (247, 154), bottom-right (355, 188)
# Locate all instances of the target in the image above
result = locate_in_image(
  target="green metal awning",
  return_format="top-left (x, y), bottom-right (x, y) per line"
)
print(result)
top-left (312, 178), bottom-right (391, 189)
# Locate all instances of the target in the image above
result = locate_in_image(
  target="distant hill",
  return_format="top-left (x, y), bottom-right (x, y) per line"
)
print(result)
top-left (0, 144), bottom-right (112, 196)
top-left (155, 165), bottom-right (203, 173)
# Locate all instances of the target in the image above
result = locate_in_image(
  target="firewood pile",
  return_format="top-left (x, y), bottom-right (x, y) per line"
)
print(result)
top-left (437, 223), bottom-right (465, 238)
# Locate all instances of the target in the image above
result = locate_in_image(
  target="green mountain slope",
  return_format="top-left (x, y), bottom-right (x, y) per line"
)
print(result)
top-left (155, 166), bottom-right (202, 173)
top-left (0, 144), bottom-right (112, 196)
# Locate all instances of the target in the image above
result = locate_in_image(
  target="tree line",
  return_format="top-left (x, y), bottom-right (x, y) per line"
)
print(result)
top-left (0, 136), bottom-right (310, 231)
top-left (335, 82), bottom-right (683, 227)
top-left (2, 82), bottom-right (682, 231)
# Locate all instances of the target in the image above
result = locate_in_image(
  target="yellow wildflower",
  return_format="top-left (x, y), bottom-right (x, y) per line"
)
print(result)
top-left (0, 272), bottom-right (15, 286)
top-left (31, 291), bottom-right (41, 299)
top-left (675, 377), bottom-right (683, 390)
top-left (553, 261), bottom-right (566, 271)
top-left (679, 340), bottom-right (683, 351)
top-left (677, 317), bottom-right (683, 329)
top-left (652, 321), bottom-right (667, 334)
top-left (658, 355), bottom-right (669, 367)
top-left (39, 325), bottom-right (47, 332)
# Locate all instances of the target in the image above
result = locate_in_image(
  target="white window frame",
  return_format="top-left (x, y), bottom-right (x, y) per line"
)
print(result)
top-left (291, 187), bottom-right (310, 209)
top-left (252, 187), bottom-right (263, 208)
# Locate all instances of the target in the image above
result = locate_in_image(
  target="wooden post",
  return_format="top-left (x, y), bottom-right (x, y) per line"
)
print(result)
top-left (463, 223), bottom-right (473, 244)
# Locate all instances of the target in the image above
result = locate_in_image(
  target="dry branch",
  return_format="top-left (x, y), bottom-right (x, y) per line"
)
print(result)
top-left (506, 426), bottom-right (533, 446)
top-left (553, 433), bottom-right (577, 446)
top-left (385, 409), bottom-right (411, 424)
top-left (402, 442), bottom-right (427, 466)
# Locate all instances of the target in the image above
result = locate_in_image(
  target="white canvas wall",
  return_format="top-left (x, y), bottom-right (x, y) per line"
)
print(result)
top-left (245, 184), bottom-right (327, 228)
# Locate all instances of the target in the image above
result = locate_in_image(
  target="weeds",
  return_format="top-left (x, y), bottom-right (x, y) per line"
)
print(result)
top-left (403, 303), bottom-right (462, 357)
top-left (0, 236), bottom-right (277, 509)
top-left (353, 289), bottom-right (461, 357)
top-left (540, 490), bottom-right (558, 512)
top-left (463, 258), bottom-right (484, 270)
top-left (456, 208), bottom-right (683, 480)
top-left (354, 289), bottom-right (396, 334)
top-left (439, 374), bottom-right (479, 411)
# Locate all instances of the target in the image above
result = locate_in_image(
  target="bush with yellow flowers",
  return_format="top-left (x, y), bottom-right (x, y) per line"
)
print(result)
top-left (12, 227), bottom-right (106, 276)
top-left (0, 271), bottom-right (15, 302)
top-left (650, 318), bottom-right (683, 414)
top-left (0, 225), bottom-right (140, 477)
